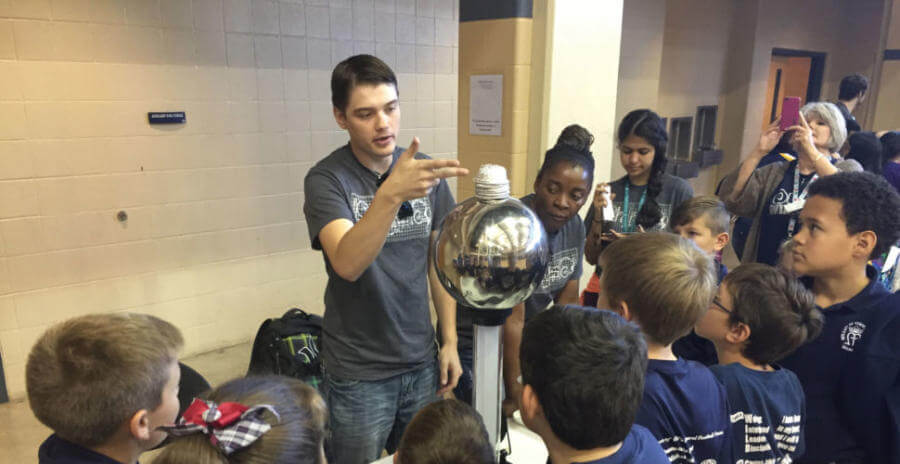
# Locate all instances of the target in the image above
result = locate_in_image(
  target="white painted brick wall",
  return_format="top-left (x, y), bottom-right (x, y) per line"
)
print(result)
top-left (0, 0), bottom-right (459, 400)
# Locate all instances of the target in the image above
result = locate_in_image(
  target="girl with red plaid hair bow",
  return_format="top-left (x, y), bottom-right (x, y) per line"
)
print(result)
top-left (154, 376), bottom-right (326, 464)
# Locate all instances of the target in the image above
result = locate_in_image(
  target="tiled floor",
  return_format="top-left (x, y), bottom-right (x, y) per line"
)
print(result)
top-left (0, 342), bottom-right (252, 464)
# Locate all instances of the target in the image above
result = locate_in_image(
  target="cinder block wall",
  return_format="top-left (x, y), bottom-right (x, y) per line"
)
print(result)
top-left (0, 0), bottom-right (459, 400)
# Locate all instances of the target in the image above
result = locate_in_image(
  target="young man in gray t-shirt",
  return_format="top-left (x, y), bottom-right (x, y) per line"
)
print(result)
top-left (303, 55), bottom-right (467, 464)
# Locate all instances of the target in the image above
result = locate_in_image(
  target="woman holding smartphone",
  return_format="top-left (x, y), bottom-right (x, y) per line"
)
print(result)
top-left (583, 109), bottom-right (694, 307)
top-left (718, 102), bottom-right (859, 265)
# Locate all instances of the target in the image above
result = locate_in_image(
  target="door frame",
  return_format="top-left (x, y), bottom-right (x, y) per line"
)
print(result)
top-left (771, 48), bottom-right (827, 103)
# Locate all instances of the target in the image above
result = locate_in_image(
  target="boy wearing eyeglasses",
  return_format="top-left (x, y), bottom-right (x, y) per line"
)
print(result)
top-left (695, 263), bottom-right (823, 463)
top-left (303, 55), bottom-right (468, 464)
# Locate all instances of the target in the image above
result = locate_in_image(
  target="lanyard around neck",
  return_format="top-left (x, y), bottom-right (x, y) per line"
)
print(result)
top-left (621, 178), bottom-right (647, 233)
top-left (786, 165), bottom-right (818, 237)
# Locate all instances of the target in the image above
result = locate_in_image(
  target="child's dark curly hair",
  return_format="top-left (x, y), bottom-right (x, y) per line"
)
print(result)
top-left (808, 171), bottom-right (900, 258)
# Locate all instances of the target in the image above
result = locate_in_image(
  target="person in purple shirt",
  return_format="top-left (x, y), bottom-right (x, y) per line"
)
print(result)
top-left (846, 131), bottom-right (883, 174)
top-left (881, 131), bottom-right (900, 192)
top-left (519, 305), bottom-right (669, 464)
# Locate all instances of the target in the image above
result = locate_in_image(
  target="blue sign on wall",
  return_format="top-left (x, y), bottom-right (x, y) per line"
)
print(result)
top-left (148, 112), bottom-right (186, 124)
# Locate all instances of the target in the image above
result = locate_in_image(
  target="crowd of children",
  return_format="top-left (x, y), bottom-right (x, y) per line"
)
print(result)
top-left (25, 173), bottom-right (899, 464)
top-left (20, 53), bottom-right (900, 464)
top-left (24, 310), bottom-right (488, 464)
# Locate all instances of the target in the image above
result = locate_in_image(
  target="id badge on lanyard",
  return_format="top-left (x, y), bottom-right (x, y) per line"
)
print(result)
top-left (620, 179), bottom-right (647, 233)
top-left (780, 167), bottom-right (817, 238)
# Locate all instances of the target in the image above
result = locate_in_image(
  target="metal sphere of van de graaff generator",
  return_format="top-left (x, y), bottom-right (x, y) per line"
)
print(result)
top-left (433, 165), bottom-right (550, 309)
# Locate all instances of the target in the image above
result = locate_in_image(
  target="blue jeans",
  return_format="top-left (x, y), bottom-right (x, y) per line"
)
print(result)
top-left (325, 361), bottom-right (438, 464)
top-left (454, 343), bottom-right (474, 405)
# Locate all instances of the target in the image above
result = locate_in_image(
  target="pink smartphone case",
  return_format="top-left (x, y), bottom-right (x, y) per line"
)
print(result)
top-left (780, 96), bottom-right (801, 131)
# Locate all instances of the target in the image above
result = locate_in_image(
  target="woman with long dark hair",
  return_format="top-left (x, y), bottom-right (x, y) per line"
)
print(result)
top-left (583, 109), bottom-right (694, 306)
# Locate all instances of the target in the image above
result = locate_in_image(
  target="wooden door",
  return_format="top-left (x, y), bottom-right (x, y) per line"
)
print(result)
top-left (763, 55), bottom-right (812, 128)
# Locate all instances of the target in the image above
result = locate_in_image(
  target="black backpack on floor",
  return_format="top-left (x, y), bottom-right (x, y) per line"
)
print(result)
top-left (247, 308), bottom-right (324, 391)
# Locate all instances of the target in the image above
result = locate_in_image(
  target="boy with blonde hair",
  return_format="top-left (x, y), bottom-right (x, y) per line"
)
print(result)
top-left (27, 313), bottom-right (183, 464)
top-left (597, 233), bottom-right (729, 464)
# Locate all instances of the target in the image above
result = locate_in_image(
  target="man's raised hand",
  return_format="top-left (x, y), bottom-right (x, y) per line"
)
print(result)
top-left (379, 137), bottom-right (470, 203)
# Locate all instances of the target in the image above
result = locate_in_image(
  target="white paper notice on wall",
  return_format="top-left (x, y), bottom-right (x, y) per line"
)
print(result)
top-left (469, 74), bottom-right (503, 136)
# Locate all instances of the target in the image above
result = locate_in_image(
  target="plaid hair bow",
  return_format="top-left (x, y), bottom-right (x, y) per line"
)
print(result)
top-left (159, 398), bottom-right (279, 455)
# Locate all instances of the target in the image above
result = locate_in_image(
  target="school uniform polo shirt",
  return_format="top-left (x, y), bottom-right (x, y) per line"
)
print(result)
top-left (635, 359), bottom-right (731, 464)
top-left (561, 425), bottom-right (670, 464)
top-left (39, 434), bottom-right (127, 464)
top-left (781, 267), bottom-right (900, 463)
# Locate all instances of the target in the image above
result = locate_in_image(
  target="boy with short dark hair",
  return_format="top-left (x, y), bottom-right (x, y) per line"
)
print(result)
top-left (781, 171), bottom-right (900, 463)
top-left (395, 399), bottom-right (495, 464)
top-left (520, 305), bottom-right (669, 464)
top-left (696, 263), bottom-right (824, 463)
top-left (27, 313), bottom-right (184, 464)
top-left (597, 233), bottom-right (730, 464)
top-left (671, 195), bottom-right (732, 365)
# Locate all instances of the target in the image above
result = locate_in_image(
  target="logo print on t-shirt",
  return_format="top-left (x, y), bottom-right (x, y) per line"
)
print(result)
top-left (769, 174), bottom-right (814, 216)
top-left (350, 194), bottom-right (432, 243)
top-left (612, 203), bottom-right (674, 231)
top-left (538, 247), bottom-right (577, 292)
top-left (840, 321), bottom-right (866, 352)
top-left (769, 186), bottom-right (807, 216)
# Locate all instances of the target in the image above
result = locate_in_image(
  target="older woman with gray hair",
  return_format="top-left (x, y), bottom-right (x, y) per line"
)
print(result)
top-left (718, 102), bottom-right (861, 265)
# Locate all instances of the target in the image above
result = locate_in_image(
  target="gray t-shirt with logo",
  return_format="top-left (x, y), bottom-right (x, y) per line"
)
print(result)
top-left (303, 144), bottom-right (455, 381)
top-left (455, 194), bottom-right (585, 350)
top-left (519, 194), bottom-right (585, 319)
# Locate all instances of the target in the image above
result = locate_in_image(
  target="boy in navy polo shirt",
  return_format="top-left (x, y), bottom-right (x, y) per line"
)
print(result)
top-left (781, 171), bottom-right (900, 463)
top-left (696, 263), bottom-right (824, 462)
top-left (27, 313), bottom-right (183, 464)
top-left (520, 305), bottom-right (669, 464)
top-left (597, 233), bottom-right (730, 464)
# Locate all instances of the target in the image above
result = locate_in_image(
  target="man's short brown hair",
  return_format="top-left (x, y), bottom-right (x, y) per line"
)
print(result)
top-left (670, 195), bottom-right (731, 235)
top-left (599, 233), bottom-right (717, 346)
top-left (26, 313), bottom-right (183, 447)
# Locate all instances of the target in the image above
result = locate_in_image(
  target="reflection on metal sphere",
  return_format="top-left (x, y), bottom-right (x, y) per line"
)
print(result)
top-left (434, 165), bottom-right (549, 309)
